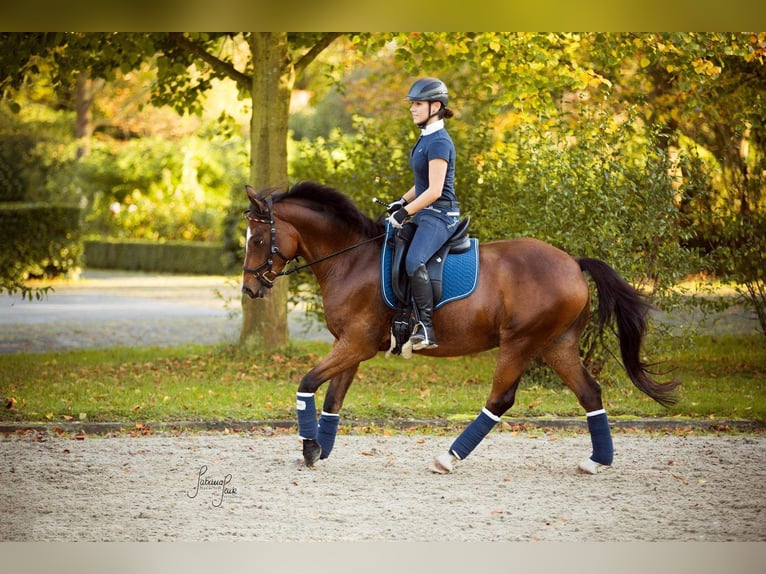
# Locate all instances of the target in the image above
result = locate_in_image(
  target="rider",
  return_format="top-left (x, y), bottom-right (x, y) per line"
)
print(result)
top-left (387, 77), bottom-right (459, 350)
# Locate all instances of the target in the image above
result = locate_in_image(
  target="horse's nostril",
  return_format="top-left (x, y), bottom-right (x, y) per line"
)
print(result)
top-left (242, 286), bottom-right (256, 299)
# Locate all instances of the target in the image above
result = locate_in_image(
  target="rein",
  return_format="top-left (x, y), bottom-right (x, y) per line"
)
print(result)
top-left (243, 198), bottom-right (385, 289)
top-left (278, 233), bottom-right (386, 277)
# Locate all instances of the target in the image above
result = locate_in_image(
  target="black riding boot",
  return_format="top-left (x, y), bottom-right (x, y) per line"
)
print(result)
top-left (409, 264), bottom-right (438, 350)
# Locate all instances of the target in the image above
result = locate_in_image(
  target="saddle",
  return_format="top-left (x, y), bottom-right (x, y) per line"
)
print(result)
top-left (390, 218), bottom-right (472, 306)
top-left (383, 218), bottom-right (477, 357)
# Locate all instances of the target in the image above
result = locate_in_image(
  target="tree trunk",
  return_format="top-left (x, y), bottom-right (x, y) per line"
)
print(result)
top-left (239, 33), bottom-right (293, 349)
top-left (74, 71), bottom-right (103, 159)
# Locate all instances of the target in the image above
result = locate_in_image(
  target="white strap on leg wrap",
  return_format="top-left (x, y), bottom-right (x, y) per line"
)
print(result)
top-left (481, 407), bottom-right (502, 422)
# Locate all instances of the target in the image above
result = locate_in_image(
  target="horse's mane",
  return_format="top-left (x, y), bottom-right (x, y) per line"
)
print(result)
top-left (272, 181), bottom-right (384, 239)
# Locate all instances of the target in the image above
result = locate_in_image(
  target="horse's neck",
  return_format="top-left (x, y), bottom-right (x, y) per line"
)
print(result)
top-left (280, 203), bottom-right (364, 263)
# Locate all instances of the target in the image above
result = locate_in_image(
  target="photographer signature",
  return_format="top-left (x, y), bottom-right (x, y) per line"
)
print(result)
top-left (187, 465), bottom-right (237, 508)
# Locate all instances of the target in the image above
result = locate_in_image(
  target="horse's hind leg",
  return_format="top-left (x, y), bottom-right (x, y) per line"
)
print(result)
top-left (432, 339), bottom-right (529, 474)
top-left (542, 333), bottom-right (614, 474)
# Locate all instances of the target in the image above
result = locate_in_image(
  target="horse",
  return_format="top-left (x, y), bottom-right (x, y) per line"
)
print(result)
top-left (240, 181), bottom-right (679, 474)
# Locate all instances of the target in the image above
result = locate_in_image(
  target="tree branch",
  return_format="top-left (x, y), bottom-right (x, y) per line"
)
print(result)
top-left (294, 32), bottom-right (343, 77)
top-left (169, 32), bottom-right (251, 93)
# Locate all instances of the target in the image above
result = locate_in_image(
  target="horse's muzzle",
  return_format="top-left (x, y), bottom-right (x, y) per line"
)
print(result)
top-left (242, 284), bottom-right (267, 299)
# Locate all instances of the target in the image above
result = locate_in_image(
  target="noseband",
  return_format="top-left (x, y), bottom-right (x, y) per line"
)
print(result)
top-left (242, 196), bottom-right (293, 289)
top-left (242, 196), bottom-right (387, 290)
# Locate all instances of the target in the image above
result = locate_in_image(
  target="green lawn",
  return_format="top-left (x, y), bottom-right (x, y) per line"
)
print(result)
top-left (1, 333), bottom-right (764, 425)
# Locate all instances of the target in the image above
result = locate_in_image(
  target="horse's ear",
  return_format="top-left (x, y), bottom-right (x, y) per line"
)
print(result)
top-left (245, 184), bottom-right (271, 218)
top-left (245, 184), bottom-right (259, 203)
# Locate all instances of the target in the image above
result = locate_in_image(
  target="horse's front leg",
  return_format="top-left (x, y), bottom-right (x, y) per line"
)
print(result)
top-left (296, 343), bottom-right (370, 467)
top-left (316, 365), bottom-right (359, 460)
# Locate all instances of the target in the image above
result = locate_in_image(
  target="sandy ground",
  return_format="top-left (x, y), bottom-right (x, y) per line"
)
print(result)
top-left (2, 271), bottom-right (764, 547)
top-left (1, 430), bottom-right (764, 542)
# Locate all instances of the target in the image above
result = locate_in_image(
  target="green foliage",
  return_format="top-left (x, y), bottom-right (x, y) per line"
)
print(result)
top-left (709, 213), bottom-right (766, 336)
top-left (0, 203), bottom-right (82, 298)
top-left (71, 135), bottom-right (242, 242)
top-left (289, 87), bottom-right (354, 141)
top-left (289, 108), bottom-right (703, 373)
top-left (0, 131), bottom-right (36, 202)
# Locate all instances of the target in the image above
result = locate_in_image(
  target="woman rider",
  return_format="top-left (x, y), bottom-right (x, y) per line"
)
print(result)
top-left (387, 77), bottom-right (459, 351)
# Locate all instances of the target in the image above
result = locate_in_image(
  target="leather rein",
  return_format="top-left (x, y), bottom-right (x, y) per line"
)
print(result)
top-left (242, 196), bottom-right (385, 290)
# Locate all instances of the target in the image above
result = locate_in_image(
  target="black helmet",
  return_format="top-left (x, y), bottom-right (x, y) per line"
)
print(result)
top-left (406, 78), bottom-right (449, 106)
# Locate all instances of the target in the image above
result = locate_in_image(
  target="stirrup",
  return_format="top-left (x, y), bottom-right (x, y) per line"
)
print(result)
top-left (410, 322), bottom-right (438, 350)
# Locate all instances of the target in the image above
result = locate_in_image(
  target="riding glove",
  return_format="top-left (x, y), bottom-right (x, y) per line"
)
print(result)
top-left (386, 197), bottom-right (408, 214)
top-left (387, 208), bottom-right (408, 229)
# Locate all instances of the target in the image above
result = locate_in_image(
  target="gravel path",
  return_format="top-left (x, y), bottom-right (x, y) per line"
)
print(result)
top-left (2, 430), bottom-right (764, 542)
top-left (0, 271), bottom-right (332, 353)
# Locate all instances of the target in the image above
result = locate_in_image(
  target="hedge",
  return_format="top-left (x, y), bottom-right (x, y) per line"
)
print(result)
top-left (0, 203), bottom-right (83, 280)
top-left (84, 239), bottom-right (227, 275)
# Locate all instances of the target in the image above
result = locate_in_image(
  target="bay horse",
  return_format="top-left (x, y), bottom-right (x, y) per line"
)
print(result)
top-left (241, 181), bottom-right (678, 474)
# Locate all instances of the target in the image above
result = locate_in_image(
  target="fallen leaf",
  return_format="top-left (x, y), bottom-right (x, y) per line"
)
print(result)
top-left (671, 473), bottom-right (688, 485)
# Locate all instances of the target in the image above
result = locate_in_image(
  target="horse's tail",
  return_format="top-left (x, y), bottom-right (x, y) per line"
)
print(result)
top-left (577, 257), bottom-right (680, 407)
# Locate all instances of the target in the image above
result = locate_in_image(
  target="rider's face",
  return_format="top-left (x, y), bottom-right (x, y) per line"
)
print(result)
top-left (410, 100), bottom-right (440, 125)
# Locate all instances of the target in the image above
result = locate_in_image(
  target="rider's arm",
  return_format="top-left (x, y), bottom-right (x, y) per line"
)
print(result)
top-left (401, 186), bottom-right (416, 204)
top-left (405, 158), bottom-right (448, 215)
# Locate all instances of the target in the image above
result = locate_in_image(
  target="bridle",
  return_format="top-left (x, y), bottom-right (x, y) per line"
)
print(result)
top-left (242, 196), bottom-right (385, 290)
top-left (242, 196), bottom-right (294, 289)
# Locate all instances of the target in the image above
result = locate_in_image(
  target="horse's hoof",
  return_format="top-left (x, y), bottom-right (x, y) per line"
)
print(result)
top-left (430, 452), bottom-right (455, 474)
top-left (578, 458), bottom-right (607, 475)
top-left (303, 439), bottom-right (322, 467)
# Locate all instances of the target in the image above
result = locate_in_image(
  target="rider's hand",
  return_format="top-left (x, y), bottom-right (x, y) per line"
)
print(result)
top-left (387, 208), bottom-right (408, 229)
top-left (386, 197), bottom-right (408, 214)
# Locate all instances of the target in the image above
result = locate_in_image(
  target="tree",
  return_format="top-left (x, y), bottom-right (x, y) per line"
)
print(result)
top-left (1, 32), bottom-right (343, 349)
top-left (148, 32), bottom-right (342, 349)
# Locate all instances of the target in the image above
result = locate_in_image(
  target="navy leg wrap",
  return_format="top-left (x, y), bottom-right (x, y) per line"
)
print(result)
top-left (317, 412), bottom-right (340, 459)
top-left (587, 409), bottom-right (614, 465)
top-left (449, 408), bottom-right (500, 460)
top-left (296, 392), bottom-right (317, 440)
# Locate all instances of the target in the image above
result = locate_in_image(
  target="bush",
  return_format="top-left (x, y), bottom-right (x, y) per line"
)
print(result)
top-left (711, 212), bottom-right (766, 337)
top-left (0, 203), bottom-right (83, 297)
top-left (0, 132), bottom-right (36, 202)
top-left (288, 107), bottom-right (705, 380)
top-left (84, 239), bottom-right (226, 274)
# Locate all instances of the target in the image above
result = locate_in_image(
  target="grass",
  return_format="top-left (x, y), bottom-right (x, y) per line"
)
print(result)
top-left (1, 333), bottom-right (764, 426)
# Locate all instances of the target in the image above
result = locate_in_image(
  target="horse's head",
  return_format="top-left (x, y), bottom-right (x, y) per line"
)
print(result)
top-left (241, 185), bottom-right (297, 299)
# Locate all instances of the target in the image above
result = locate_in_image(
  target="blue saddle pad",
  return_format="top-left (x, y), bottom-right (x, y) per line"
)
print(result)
top-left (381, 227), bottom-right (480, 311)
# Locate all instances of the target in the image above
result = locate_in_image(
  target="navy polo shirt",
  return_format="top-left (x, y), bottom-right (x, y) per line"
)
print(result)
top-left (409, 121), bottom-right (457, 203)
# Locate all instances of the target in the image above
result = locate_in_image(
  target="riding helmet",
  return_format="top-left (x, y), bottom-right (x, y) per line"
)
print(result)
top-left (406, 78), bottom-right (449, 106)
